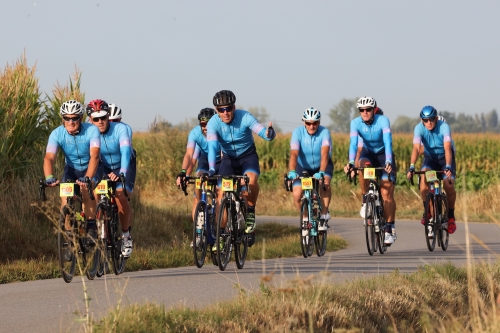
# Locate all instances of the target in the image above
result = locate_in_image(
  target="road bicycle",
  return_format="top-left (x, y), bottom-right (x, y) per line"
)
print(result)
top-left (410, 170), bottom-right (449, 252)
top-left (94, 173), bottom-right (128, 276)
top-left (284, 172), bottom-right (327, 258)
top-left (180, 174), bottom-right (218, 268)
top-left (215, 174), bottom-right (250, 271)
top-left (39, 177), bottom-right (99, 283)
top-left (348, 166), bottom-right (388, 256)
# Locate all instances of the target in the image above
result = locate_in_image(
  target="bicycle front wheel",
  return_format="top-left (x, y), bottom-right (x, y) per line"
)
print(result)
top-left (424, 194), bottom-right (437, 252)
top-left (437, 194), bottom-right (449, 251)
top-left (300, 199), bottom-right (314, 258)
top-left (234, 234), bottom-right (248, 269)
top-left (110, 210), bottom-right (126, 275)
top-left (58, 209), bottom-right (76, 283)
top-left (364, 196), bottom-right (376, 256)
top-left (193, 201), bottom-right (208, 268)
top-left (216, 197), bottom-right (233, 271)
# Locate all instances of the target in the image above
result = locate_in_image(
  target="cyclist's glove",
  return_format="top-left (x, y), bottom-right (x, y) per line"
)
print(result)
top-left (287, 170), bottom-right (297, 180)
top-left (444, 165), bottom-right (452, 173)
top-left (267, 126), bottom-right (276, 139)
top-left (408, 165), bottom-right (415, 173)
top-left (208, 168), bottom-right (216, 177)
top-left (46, 177), bottom-right (57, 186)
top-left (77, 177), bottom-right (88, 184)
top-left (313, 171), bottom-right (325, 180)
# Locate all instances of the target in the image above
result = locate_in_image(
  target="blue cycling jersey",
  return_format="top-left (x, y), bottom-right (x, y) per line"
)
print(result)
top-left (46, 123), bottom-right (100, 171)
top-left (290, 125), bottom-right (332, 170)
top-left (99, 122), bottom-right (132, 175)
top-left (413, 120), bottom-right (453, 158)
top-left (349, 114), bottom-right (393, 164)
top-left (207, 109), bottom-right (274, 169)
top-left (187, 125), bottom-right (221, 161)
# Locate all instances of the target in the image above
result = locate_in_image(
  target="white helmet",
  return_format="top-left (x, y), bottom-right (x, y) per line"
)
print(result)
top-left (437, 115), bottom-right (446, 123)
top-left (60, 100), bottom-right (84, 116)
top-left (108, 103), bottom-right (122, 120)
top-left (302, 107), bottom-right (321, 122)
top-left (356, 96), bottom-right (377, 109)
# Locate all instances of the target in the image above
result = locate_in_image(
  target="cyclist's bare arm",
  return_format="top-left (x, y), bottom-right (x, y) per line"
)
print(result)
top-left (407, 143), bottom-right (421, 179)
top-left (43, 152), bottom-right (59, 186)
top-left (288, 149), bottom-right (299, 172)
top-left (319, 145), bottom-right (329, 174)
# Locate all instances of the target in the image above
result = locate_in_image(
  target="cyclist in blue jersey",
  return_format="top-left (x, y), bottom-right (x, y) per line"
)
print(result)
top-left (177, 108), bottom-right (221, 222)
top-left (87, 99), bottom-right (134, 258)
top-left (344, 96), bottom-right (397, 245)
top-left (406, 106), bottom-right (457, 236)
top-left (207, 90), bottom-right (276, 242)
top-left (43, 100), bottom-right (101, 238)
top-left (287, 107), bottom-right (333, 230)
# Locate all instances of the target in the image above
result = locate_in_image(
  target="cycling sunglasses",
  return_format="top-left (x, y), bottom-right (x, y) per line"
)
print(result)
top-left (422, 117), bottom-right (436, 123)
top-left (359, 108), bottom-right (373, 113)
top-left (217, 106), bottom-right (234, 113)
top-left (62, 116), bottom-right (81, 123)
top-left (92, 116), bottom-right (107, 122)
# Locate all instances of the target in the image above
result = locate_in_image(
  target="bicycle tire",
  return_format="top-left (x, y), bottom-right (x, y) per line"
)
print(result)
top-left (438, 194), bottom-right (449, 251)
top-left (216, 197), bottom-right (232, 271)
top-left (424, 194), bottom-right (437, 252)
top-left (234, 199), bottom-right (249, 269)
top-left (364, 195), bottom-right (376, 256)
top-left (110, 209), bottom-right (126, 275)
top-left (193, 201), bottom-right (208, 268)
top-left (95, 204), bottom-right (108, 277)
top-left (57, 209), bottom-right (76, 283)
top-left (300, 199), bottom-right (314, 258)
top-left (376, 212), bottom-right (386, 255)
top-left (84, 239), bottom-right (99, 280)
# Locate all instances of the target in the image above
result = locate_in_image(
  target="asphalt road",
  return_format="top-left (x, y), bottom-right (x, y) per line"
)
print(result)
top-left (1, 216), bottom-right (499, 333)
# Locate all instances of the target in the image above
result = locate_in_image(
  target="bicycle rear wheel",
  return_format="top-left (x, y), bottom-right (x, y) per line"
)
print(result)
top-left (424, 194), bottom-right (437, 252)
top-left (364, 196), bottom-right (376, 256)
top-left (437, 195), bottom-right (449, 251)
top-left (216, 197), bottom-right (232, 271)
top-left (300, 199), bottom-right (314, 258)
top-left (193, 201), bottom-right (208, 268)
top-left (58, 209), bottom-right (76, 283)
top-left (110, 210), bottom-right (126, 275)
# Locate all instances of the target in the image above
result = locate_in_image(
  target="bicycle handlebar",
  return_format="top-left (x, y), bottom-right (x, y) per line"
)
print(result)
top-left (38, 177), bottom-right (95, 201)
top-left (409, 170), bottom-right (452, 186)
top-left (346, 166), bottom-right (386, 186)
top-left (283, 173), bottom-right (326, 192)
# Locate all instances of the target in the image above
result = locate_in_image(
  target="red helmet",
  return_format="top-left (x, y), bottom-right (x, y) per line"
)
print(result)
top-left (86, 99), bottom-right (109, 117)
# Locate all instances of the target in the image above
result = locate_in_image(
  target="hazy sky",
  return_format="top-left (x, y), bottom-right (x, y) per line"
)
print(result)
top-left (2, 1), bottom-right (499, 133)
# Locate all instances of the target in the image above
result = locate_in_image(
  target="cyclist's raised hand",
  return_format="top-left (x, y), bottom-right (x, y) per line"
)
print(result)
top-left (266, 122), bottom-right (276, 139)
top-left (406, 164), bottom-right (415, 180)
top-left (287, 170), bottom-right (298, 180)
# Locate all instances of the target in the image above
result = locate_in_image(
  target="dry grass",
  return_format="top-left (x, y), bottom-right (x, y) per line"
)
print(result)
top-left (93, 260), bottom-right (500, 332)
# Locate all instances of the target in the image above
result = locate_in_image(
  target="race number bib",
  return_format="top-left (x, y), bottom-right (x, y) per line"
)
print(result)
top-left (425, 171), bottom-right (438, 182)
top-left (363, 168), bottom-right (376, 180)
top-left (96, 180), bottom-right (108, 194)
top-left (301, 178), bottom-right (313, 190)
top-left (59, 183), bottom-right (74, 197)
top-left (221, 178), bottom-right (234, 192)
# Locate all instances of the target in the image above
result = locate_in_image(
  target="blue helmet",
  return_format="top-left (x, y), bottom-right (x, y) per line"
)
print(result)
top-left (420, 105), bottom-right (437, 119)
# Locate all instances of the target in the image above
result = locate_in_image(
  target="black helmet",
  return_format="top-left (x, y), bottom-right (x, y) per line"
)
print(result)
top-left (198, 108), bottom-right (215, 121)
top-left (213, 90), bottom-right (236, 107)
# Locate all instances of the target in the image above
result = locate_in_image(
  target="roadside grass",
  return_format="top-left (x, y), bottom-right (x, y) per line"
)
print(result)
top-left (93, 260), bottom-right (500, 333)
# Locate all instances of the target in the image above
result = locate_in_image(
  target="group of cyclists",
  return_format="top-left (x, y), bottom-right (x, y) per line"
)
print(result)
top-left (177, 92), bottom-right (457, 251)
top-left (43, 99), bottom-right (136, 259)
top-left (44, 90), bottom-right (457, 265)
